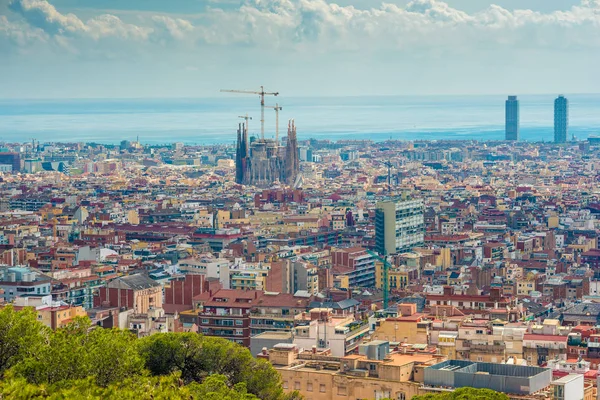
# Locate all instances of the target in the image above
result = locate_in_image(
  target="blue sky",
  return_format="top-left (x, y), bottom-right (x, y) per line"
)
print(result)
top-left (0, 0), bottom-right (597, 98)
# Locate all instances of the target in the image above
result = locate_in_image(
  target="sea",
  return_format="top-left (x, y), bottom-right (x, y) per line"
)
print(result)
top-left (1, 94), bottom-right (599, 145)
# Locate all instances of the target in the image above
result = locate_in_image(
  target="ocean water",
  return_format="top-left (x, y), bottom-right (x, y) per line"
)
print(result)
top-left (0, 94), bottom-right (599, 145)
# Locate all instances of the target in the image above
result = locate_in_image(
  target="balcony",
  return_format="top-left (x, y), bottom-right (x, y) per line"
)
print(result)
top-left (250, 322), bottom-right (294, 330)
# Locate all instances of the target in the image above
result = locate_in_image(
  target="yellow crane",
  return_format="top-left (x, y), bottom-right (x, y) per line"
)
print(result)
top-left (221, 86), bottom-right (279, 140)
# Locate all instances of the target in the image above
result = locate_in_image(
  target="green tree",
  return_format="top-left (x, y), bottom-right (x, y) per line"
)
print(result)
top-left (12, 317), bottom-right (144, 387)
top-left (0, 305), bottom-right (50, 377)
top-left (244, 358), bottom-right (284, 400)
top-left (137, 332), bottom-right (204, 383)
top-left (138, 334), bottom-right (284, 400)
top-left (0, 373), bottom-right (262, 400)
top-left (2, 308), bottom-right (289, 399)
top-left (411, 387), bottom-right (510, 400)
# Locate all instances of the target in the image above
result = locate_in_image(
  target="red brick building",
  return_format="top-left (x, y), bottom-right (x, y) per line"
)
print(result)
top-left (195, 289), bottom-right (263, 347)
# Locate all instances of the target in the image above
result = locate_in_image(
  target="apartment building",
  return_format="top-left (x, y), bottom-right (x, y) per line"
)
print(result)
top-left (331, 247), bottom-right (376, 288)
top-left (270, 341), bottom-right (443, 400)
top-left (196, 289), bottom-right (263, 347)
top-left (293, 308), bottom-right (370, 357)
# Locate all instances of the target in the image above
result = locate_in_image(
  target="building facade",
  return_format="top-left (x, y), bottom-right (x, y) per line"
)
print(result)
top-left (555, 95), bottom-right (569, 143)
top-left (376, 198), bottom-right (425, 255)
top-left (505, 95), bottom-right (520, 141)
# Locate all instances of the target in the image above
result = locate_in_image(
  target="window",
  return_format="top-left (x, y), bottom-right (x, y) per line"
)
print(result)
top-left (294, 382), bottom-right (300, 390)
top-left (320, 384), bottom-right (326, 393)
top-left (202, 319), bottom-right (209, 324)
top-left (235, 320), bottom-right (243, 326)
top-left (337, 386), bottom-right (347, 395)
top-left (307, 382), bottom-right (313, 392)
top-left (397, 393), bottom-right (406, 400)
top-left (283, 381), bottom-right (288, 389)
top-left (236, 329), bottom-right (243, 336)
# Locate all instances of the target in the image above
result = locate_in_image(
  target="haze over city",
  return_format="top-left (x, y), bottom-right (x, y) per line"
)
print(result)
top-left (1, 0), bottom-right (600, 98)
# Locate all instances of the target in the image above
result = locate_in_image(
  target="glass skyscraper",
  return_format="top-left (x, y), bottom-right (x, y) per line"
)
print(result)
top-left (505, 95), bottom-right (519, 141)
top-left (554, 95), bottom-right (568, 143)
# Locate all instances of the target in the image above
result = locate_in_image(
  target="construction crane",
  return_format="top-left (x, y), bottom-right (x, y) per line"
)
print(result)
top-left (265, 103), bottom-right (282, 144)
top-left (238, 114), bottom-right (252, 133)
top-left (221, 86), bottom-right (279, 140)
top-left (367, 250), bottom-right (391, 310)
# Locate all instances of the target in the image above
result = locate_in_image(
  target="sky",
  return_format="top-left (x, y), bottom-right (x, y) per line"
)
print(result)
top-left (0, 0), bottom-right (598, 98)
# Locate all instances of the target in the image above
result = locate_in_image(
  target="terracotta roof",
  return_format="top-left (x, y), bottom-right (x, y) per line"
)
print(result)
top-left (523, 334), bottom-right (567, 342)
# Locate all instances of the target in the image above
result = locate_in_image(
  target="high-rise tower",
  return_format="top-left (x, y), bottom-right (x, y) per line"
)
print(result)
top-left (505, 95), bottom-right (519, 141)
top-left (375, 198), bottom-right (425, 255)
top-left (554, 95), bottom-right (568, 143)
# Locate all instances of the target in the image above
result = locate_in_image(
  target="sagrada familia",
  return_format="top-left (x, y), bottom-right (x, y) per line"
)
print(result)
top-left (235, 120), bottom-right (299, 187)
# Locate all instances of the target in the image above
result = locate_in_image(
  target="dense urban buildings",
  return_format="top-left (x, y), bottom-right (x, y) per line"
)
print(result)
top-left (1, 94), bottom-right (600, 399)
top-left (555, 94), bottom-right (569, 143)
top-left (505, 95), bottom-right (520, 141)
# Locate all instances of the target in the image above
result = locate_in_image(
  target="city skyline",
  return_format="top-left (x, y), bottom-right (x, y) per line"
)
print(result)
top-left (1, 0), bottom-right (600, 98)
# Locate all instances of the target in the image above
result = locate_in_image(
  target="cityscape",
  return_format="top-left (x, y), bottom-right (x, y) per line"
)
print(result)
top-left (3, 0), bottom-right (600, 399)
top-left (2, 88), bottom-right (600, 399)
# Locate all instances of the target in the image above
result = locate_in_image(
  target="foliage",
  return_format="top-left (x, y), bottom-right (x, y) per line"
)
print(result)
top-left (0, 373), bottom-right (261, 399)
top-left (11, 316), bottom-right (144, 387)
top-left (0, 305), bottom-right (51, 376)
top-left (411, 387), bottom-right (510, 400)
top-left (138, 333), bottom-right (284, 400)
top-left (0, 306), bottom-right (293, 399)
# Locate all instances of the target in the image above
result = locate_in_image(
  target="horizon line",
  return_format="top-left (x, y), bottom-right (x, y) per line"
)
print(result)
top-left (1, 92), bottom-right (599, 102)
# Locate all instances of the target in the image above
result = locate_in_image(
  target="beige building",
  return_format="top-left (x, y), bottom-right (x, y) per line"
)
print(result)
top-left (371, 304), bottom-right (430, 345)
top-left (270, 342), bottom-right (445, 400)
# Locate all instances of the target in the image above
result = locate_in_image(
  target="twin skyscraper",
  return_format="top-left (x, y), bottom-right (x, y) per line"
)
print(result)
top-left (505, 95), bottom-right (569, 143)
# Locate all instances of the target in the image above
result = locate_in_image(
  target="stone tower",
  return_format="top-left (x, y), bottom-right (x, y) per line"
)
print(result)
top-left (284, 119), bottom-right (299, 185)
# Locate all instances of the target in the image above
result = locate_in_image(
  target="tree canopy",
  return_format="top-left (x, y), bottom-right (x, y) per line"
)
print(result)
top-left (0, 305), bottom-right (298, 400)
top-left (411, 387), bottom-right (510, 400)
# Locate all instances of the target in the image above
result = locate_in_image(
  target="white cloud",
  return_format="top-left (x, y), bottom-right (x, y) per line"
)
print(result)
top-left (3, 0), bottom-right (600, 55)
top-left (9, 0), bottom-right (86, 35)
top-left (0, 14), bottom-right (45, 52)
top-left (151, 15), bottom-right (194, 42)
